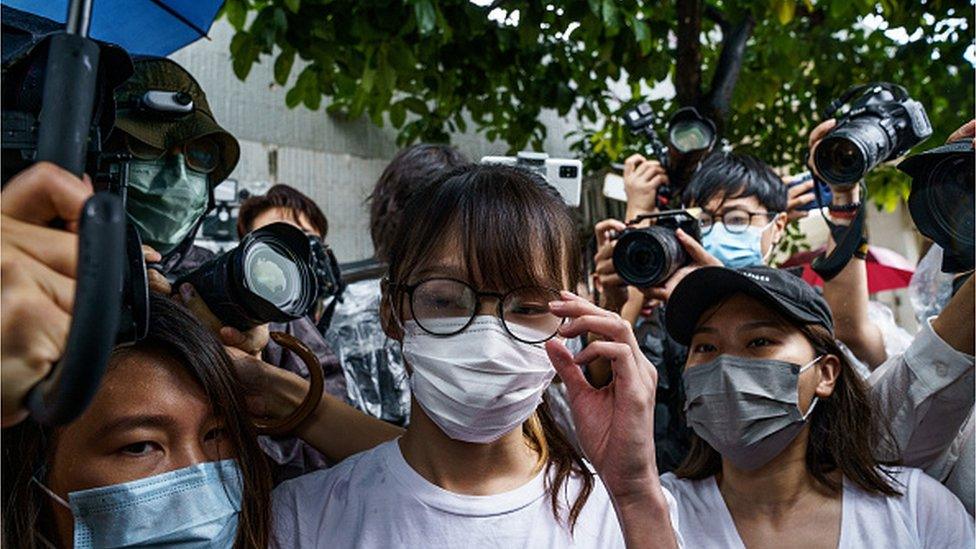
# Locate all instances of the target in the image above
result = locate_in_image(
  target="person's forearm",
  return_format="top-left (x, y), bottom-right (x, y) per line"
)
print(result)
top-left (932, 275), bottom-right (975, 355)
top-left (611, 487), bottom-right (679, 549)
top-left (272, 368), bottom-right (403, 462)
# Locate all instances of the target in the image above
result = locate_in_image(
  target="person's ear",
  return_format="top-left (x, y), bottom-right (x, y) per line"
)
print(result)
top-left (771, 211), bottom-right (788, 245)
top-left (814, 354), bottom-right (841, 398)
top-left (379, 280), bottom-right (404, 341)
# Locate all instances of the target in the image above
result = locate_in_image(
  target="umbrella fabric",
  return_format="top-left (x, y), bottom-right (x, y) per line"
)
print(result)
top-left (780, 245), bottom-right (915, 294)
top-left (1, 0), bottom-right (223, 56)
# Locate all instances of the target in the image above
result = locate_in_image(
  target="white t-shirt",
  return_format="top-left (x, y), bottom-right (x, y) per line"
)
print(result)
top-left (661, 467), bottom-right (974, 548)
top-left (273, 439), bottom-right (670, 548)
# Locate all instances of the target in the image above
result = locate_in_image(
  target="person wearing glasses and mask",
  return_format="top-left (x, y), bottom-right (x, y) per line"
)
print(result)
top-left (105, 56), bottom-right (238, 277)
top-left (272, 165), bottom-right (681, 548)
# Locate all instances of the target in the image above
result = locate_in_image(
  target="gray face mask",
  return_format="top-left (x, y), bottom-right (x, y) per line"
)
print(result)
top-left (683, 354), bottom-right (821, 471)
top-left (126, 153), bottom-right (210, 256)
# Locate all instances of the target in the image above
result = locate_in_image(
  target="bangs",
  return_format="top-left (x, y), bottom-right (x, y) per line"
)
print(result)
top-left (389, 164), bottom-right (580, 292)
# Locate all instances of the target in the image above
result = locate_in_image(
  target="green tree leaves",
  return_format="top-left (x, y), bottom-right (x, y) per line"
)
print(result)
top-left (225, 0), bottom-right (973, 208)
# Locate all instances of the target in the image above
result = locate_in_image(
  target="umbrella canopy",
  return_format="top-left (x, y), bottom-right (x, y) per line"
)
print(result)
top-left (1, 0), bottom-right (224, 56)
top-left (781, 245), bottom-right (915, 294)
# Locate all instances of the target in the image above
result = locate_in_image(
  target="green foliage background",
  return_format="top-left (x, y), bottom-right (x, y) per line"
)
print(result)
top-left (225, 0), bottom-right (974, 211)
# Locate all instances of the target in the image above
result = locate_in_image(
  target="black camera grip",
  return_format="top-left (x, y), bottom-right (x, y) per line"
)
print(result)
top-left (26, 192), bottom-right (125, 425)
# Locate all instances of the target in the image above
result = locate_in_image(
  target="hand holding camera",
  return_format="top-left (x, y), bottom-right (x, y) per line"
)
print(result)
top-left (623, 154), bottom-right (668, 218)
top-left (0, 163), bottom-right (92, 426)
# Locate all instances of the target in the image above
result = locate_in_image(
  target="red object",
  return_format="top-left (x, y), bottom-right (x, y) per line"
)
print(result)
top-left (781, 245), bottom-right (915, 294)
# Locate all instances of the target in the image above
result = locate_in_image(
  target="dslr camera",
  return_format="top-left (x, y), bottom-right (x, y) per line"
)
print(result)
top-left (481, 152), bottom-right (582, 206)
top-left (177, 222), bottom-right (321, 330)
top-left (612, 209), bottom-right (703, 287)
top-left (618, 105), bottom-right (717, 206)
top-left (814, 83), bottom-right (932, 190)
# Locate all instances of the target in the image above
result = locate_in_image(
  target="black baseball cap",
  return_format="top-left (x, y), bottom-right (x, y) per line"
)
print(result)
top-left (666, 266), bottom-right (834, 346)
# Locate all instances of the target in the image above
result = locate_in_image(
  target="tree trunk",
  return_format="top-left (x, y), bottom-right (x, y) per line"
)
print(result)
top-left (674, 0), bottom-right (702, 108)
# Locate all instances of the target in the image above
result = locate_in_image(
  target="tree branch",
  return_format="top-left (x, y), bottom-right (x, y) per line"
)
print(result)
top-left (703, 4), bottom-right (729, 34)
top-left (675, 0), bottom-right (703, 107)
top-left (703, 13), bottom-right (755, 134)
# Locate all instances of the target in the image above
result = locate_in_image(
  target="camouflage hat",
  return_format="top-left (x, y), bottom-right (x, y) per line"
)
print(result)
top-left (114, 56), bottom-right (239, 185)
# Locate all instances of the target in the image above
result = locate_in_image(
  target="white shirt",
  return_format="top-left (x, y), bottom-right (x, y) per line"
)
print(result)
top-left (662, 467), bottom-right (974, 548)
top-left (272, 439), bottom-right (671, 548)
top-left (869, 316), bottom-right (975, 514)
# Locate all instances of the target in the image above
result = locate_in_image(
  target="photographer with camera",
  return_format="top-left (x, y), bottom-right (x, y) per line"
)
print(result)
top-left (866, 119), bottom-right (976, 514)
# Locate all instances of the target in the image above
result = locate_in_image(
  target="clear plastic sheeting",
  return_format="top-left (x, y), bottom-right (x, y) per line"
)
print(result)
top-left (325, 278), bottom-right (411, 426)
top-left (909, 244), bottom-right (955, 325)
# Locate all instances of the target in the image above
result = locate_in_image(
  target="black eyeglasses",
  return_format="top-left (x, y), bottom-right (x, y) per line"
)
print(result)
top-left (125, 134), bottom-right (220, 174)
top-left (393, 278), bottom-right (564, 344)
top-left (699, 208), bottom-right (779, 236)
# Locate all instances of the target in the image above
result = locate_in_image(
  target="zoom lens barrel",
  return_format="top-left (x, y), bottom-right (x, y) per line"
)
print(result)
top-left (814, 117), bottom-right (893, 190)
top-left (177, 222), bottom-right (318, 330)
top-left (612, 226), bottom-right (689, 287)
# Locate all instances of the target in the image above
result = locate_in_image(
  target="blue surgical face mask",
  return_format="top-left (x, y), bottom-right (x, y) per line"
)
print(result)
top-left (702, 219), bottom-right (776, 269)
top-left (33, 459), bottom-right (241, 548)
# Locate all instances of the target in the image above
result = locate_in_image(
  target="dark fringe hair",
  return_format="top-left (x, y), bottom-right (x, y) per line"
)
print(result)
top-left (682, 151), bottom-right (788, 213)
top-left (385, 163), bottom-right (594, 530)
top-left (675, 322), bottom-right (902, 497)
top-left (1, 294), bottom-right (273, 548)
top-left (237, 183), bottom-right (329, 239)
top-left (367, 143), bottom-right (468, 262)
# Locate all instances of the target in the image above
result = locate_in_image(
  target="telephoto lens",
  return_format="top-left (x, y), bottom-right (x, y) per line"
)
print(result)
top-left (613, 226), bottom-right (689, 287)
top-left (814, 120), bottom-right (892, 189)
top-left (901, 139), bottom-right (975, 273)
top-left (177, 222), bottom-right (318, 330)
top-left (813, 83), bottom-right (932, 190)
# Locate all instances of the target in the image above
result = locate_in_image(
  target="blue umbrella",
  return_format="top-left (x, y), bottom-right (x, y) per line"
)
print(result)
top-left (1, 0), bottom-right (225, 56)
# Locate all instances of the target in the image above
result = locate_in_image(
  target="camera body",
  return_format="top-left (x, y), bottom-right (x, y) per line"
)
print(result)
top-left (814, 83), bottom-right (932, 190)
top-left (177, 222), bottom-right (319, 330)
top-left (612, 209), bottom-right (702, 287)
top-left (481, 152), bottom-right (582, 206)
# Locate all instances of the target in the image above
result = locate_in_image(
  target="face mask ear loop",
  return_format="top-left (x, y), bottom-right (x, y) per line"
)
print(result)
top-left (31, 475), bottom-right (71, 510)
top-left (798, 355), bottom-right (824, 420)
top-left (760, 216), bottom-right (781, 263)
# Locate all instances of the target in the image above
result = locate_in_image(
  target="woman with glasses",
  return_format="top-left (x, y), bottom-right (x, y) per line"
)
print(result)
top-left (271, 164), bottom-right (680, 547)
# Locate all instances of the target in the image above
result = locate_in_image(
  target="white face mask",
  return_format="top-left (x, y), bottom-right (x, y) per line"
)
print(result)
top-left (403, 316), bottom-right (555, 443)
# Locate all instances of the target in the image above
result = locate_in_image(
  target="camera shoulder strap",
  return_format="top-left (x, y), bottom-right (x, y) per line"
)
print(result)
top-left (810, 178), bottom-right (866, 281)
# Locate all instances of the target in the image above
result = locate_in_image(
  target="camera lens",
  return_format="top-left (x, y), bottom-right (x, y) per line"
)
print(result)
top-left (613, 226), bottom-right (688, 287)
top-left (815, 136), bottom-right (866, 188)
top-left (909, 155), bottom-right (975, 271)
top-left (670, 120), bottom-right (714, 153)
top-left (244, 241), bottom-right (303, 309)
top-left (176, 222), bottom-right (318, 330)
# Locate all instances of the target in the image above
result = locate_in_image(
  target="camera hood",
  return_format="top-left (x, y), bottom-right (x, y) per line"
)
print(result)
top-left (897, 139), bottom-right (974, 179)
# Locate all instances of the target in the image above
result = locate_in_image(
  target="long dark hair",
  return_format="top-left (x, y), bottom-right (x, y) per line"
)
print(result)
top-left (1, 294), bottom-right (273, 548)
top-left (385, 164), bottom-right (594, 530)
top-left (367, 143), bottom-right (468, 262)
top-left (675, 320), bottom-right (901, 496)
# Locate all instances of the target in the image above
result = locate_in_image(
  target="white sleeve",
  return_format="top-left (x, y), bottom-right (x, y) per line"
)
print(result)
top-left (910, 468), bottom-right (976, 549)
top-left (869, 317), bottom-right (975, 468)
top-left (661, 485), bottom-right (685, 549)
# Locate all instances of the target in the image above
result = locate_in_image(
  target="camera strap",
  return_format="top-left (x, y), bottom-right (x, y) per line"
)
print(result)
top-left (810, 178), bottom-right (866, 281)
